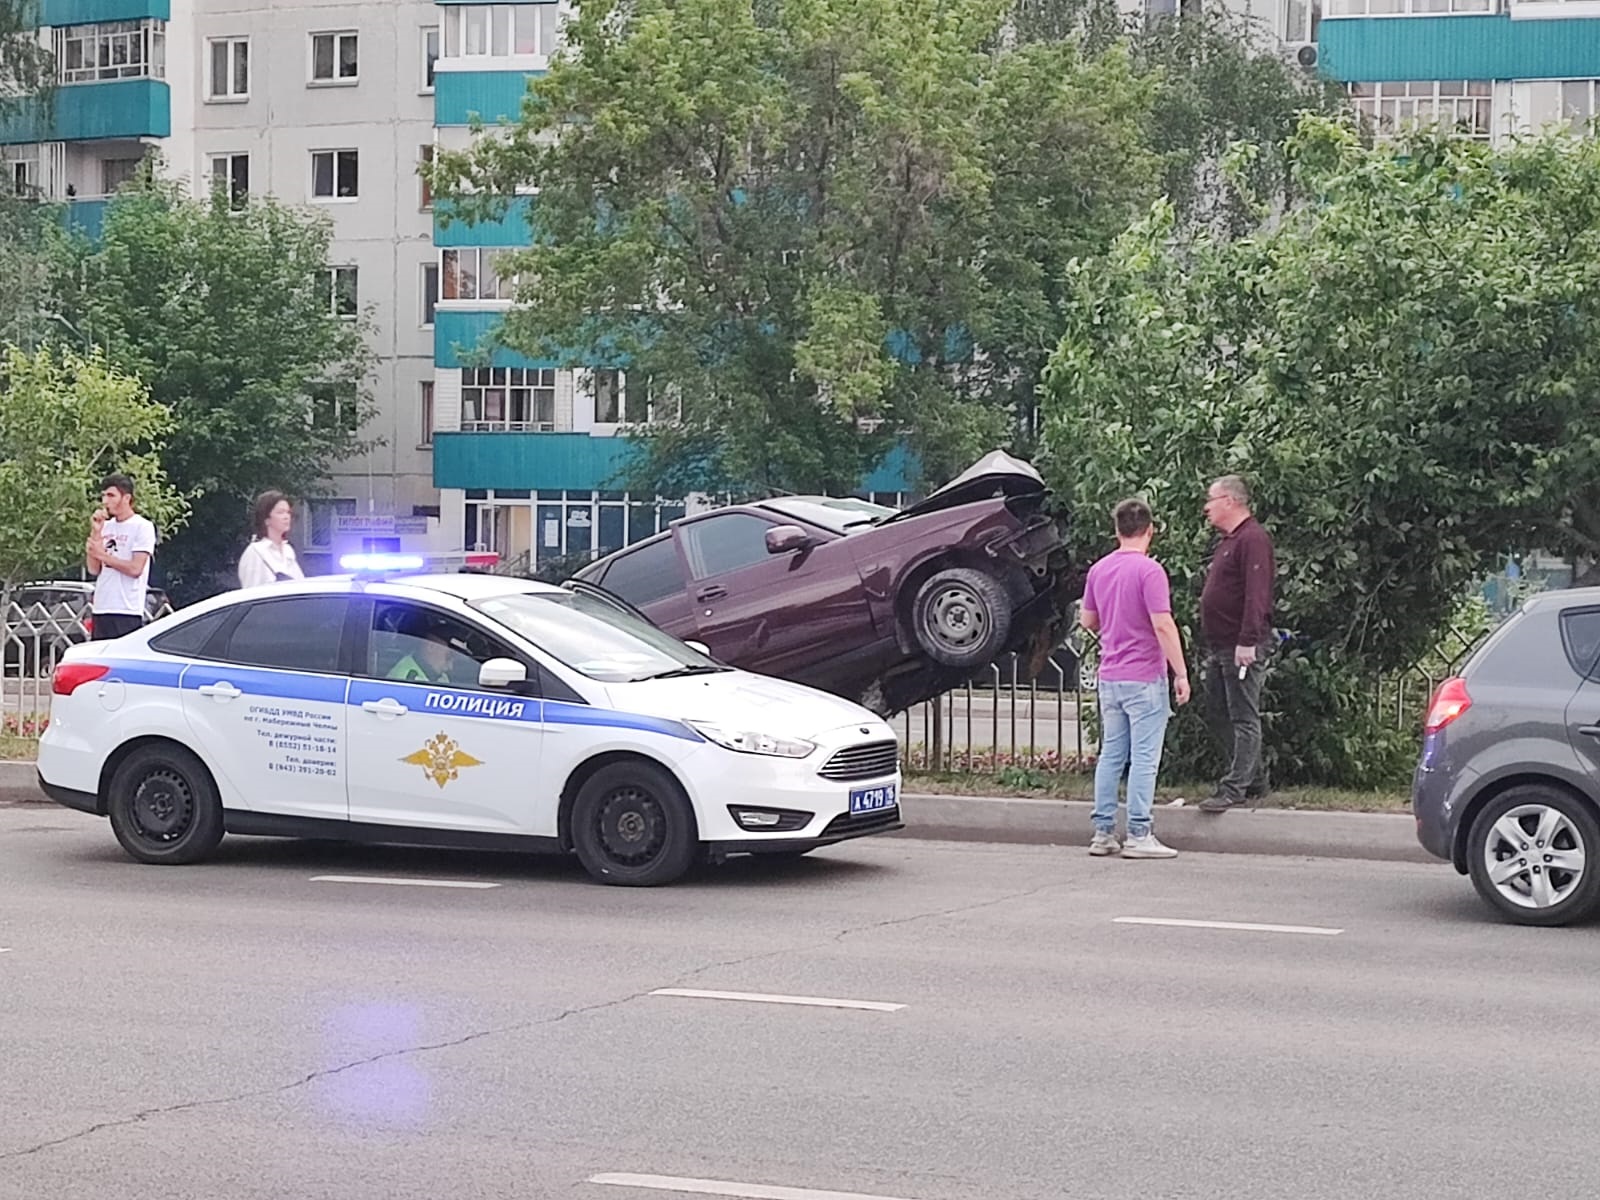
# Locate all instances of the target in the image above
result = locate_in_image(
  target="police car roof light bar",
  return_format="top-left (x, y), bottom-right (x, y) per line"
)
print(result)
top-left (340, 552), bottom-right (427, 575)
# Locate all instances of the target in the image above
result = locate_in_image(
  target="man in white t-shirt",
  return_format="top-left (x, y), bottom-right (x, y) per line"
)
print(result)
top-left (85, 473), bottom-right (157, 641)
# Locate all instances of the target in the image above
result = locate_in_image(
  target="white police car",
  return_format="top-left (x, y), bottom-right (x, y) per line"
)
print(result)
top-left (36, 571), bottom-right (903, 885)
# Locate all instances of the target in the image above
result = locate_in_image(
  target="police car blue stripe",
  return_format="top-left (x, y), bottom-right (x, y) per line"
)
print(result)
top-left (543, 701), bottom-right (703, 743)
top-left (181, 664), bottom-right (350, 704)
top-left (101, 657), bottom-right (703, 741)
top-left (101, 660), bottom-right (187, 688)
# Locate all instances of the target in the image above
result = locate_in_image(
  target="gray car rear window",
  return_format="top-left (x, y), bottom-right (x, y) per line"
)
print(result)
top-left (1560, 608), bottom-right (1600, 679)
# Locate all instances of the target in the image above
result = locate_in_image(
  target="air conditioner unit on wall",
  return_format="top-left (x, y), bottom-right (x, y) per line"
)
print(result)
top-left (1287, 42), bottom-right (1319, 71)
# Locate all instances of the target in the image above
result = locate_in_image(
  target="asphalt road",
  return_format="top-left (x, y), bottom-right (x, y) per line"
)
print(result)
top-left (4, 806), bottom-right (1599, 1200)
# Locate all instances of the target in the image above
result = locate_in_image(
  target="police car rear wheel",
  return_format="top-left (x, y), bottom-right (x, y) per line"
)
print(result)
top-left (572, 762), bottom-right (698, 886)
top-left (108, 745), bottom-right (224, 865)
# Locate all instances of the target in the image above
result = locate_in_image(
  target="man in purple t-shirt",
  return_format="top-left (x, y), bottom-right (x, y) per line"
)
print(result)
top-left (1079, 498), bottom-right (1191, 858)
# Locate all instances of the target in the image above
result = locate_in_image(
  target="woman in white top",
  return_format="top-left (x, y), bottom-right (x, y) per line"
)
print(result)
top-left (238, 490), bottom-right (305, 588)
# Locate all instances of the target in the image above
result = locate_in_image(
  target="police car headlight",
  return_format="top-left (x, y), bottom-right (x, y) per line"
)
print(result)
top-left (686, 722), bottom-right (815, 759)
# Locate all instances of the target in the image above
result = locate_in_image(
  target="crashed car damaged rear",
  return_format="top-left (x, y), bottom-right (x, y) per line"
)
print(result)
top-left (573, 451), bottom-right (1071, 714)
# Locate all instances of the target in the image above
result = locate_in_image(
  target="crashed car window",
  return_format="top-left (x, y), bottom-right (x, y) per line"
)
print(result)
top-left (596, 537), bottom-right (686, 607)
top-left (472, 591), bottom-right (722, 683)
top-left (680, 513), bottom-right (780, 578)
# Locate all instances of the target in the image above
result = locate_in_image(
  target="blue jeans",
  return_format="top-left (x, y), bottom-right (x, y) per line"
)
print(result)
top-left (1094, 679), bottom-right (1171, 838)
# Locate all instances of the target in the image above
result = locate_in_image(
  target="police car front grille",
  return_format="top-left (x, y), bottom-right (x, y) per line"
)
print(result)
top-left (817, 740), bottom-right (899, 782)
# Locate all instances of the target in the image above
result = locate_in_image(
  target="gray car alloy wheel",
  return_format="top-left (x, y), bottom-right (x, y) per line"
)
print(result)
top-left (1481, 803), bottom-right (1588, 910)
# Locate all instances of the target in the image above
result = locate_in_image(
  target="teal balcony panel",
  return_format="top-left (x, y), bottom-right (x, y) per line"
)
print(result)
top-left (434, 196), bottom-right (533, 247)
top-left (0, 79), bottom-right (169, 145)
top-left (434, 69), bottom-right (542, 127)
top-left (435, 309), bottom-right (560, 369)
top-left (62, 197), bottom-right (108, 240)
top-left (434, 431), bottom-right (640, 491)
top-left (1320, 15), bottom-right (1600, 82)
top-left (40, 0), bottom-right (169, 24)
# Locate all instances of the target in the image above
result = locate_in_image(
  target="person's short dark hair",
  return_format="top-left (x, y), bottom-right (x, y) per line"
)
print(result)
top-left (250, 490), bottom-right (289, 539)
top-left (1113, 498), bottom-right (1153, 539)
top-left (101, 473), bottom-right (134, 497)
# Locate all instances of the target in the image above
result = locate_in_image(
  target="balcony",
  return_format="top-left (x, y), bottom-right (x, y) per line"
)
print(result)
top-left (433, 430), bottom-right (640, 491)
top-left (435, 308), bottom-right (560, 369)
top-left (434, 69), bottom-right (543, 127)
top-left (40, 0), bottom-right (169, 23)
top-left (0, 79), bottom-right (169, 146)
top-left (1321, 14), bottom-right (1600, 80)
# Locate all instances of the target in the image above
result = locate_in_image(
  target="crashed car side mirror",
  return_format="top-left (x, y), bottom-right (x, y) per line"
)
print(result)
top-left (765, 525), bottom-right (813, 555)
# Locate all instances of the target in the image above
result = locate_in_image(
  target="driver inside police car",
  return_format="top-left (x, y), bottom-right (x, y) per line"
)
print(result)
top-left (388, 627), bottom-right (468, 685)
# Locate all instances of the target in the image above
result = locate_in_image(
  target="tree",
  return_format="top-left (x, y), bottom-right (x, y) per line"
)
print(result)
top-left (0, 0), bottom-right (54, 134)
top-left (431, 0), bottom-right (1162, 498)
top-left (47, 176), bottom-right (376, 600)
top-left (0, 346), bottom-right (186, 598)
top-left (1041, 117), bottom-right (1600, 784)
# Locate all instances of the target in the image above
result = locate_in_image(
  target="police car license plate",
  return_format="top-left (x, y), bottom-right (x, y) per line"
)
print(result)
top-left (849, 783), bottom-right (897, 816)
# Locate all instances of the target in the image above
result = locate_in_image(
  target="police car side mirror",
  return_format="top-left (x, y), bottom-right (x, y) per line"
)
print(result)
top-left (685, 640), bottom-right (711, 656)
top-left (478, 657), bottom-right (527, 689)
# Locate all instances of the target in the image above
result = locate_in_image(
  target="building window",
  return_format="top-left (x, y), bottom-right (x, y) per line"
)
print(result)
top-left (420, 381), bottom-right (435, 447)
top-left (593, 369), bottom-right (653, 425)
top-left (1349, 81), bottom-right (1493, 142)
top-left (311, 149), bottom-right (359, 199)
top-left (1281, 0), bottom-right (1321, 42)
top-left (440, 247), bottom-right (515, 301)
top-left (1561, 80), bottom-right (1600, 132)
top-left (3, 148), bottom-right (38, 198)
top-left (440, 4), bottom-right (563, 60)
top-left (102, 157), bottom-right (142, 194)
top-left (419, 145), bottom-right (434, 209)
top-left (309, 383), bottom-right (359, 433)
top-left (57, 20), bottom-right (166, 84)
top-left (461, 367), bottom-right (556, 431)
top-left (310, 31), bottom-right (358, 83)
top-left (325, 266), bottom-right (358, 318)
top-left (207, 37), bottom-right (249, 100)
top-left (422, 26), bottom-right (439, 91)
top-left (209, 152), bottom-right (249, 209)
top-left (309, 497), bottom-right (357, 547)
top-left (422, 263), bottom-right (439, 326)
top-left (1327, 0), bottom-right (1491, 10)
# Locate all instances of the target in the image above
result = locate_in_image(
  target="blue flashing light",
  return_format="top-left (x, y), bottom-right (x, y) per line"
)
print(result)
top-left (340, 553), bottom-right (426, 573)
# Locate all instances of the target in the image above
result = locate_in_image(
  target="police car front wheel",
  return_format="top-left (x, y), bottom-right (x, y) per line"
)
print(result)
top-left (108, 744), bottom-right (225, 866)
top-left (571, 761), bottom-right (699, 887)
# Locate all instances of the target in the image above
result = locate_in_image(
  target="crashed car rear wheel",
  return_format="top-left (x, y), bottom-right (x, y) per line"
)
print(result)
top-left (911, 567), bottom-right (1013, 670)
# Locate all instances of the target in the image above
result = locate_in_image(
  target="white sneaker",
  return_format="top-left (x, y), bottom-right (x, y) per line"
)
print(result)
top-left (1088, 831), bottom-right (1122, 857)
top-left (1122, 832), bottom-right (1178, 859)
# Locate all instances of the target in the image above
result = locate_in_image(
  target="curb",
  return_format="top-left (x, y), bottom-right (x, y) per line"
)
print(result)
top-left (894, 792), bottom-right (1431, 864)
top-left (0, 762), bottom-right (1430, 864)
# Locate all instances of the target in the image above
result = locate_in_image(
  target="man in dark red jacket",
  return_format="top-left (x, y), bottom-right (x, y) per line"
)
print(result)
top-left (1196, 475), bottom-right (1276, 813)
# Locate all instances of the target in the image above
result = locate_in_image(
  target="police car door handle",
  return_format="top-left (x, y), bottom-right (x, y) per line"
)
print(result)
top-left (196, 682), bottom-right (241, 700)
top-left (361, 697), bottom-right (409, 717)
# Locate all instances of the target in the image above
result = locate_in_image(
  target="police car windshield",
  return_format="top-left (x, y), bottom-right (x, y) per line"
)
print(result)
top-left (472, 591), bottom-right (720, 683)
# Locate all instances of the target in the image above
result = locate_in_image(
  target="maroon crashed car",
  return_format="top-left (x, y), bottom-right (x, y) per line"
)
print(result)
top-left (572, 452), bottom-right (1071, 714)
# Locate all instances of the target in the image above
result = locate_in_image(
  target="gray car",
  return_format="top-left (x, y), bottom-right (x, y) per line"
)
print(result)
top-left (1414, 587), bottom-right (1600, 926)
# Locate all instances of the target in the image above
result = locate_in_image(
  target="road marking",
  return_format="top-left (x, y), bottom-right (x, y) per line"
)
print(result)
top-left (588, 1174), bottom-right (922, 1200)
top-left (0, 948), bottom-right (11, 954)
top-left (309, 875), bottom-right (500, 890)
top-left (1114, 917), bottom-right (1343, 937)
top-left (649, 988), bottom-right (905, 1012)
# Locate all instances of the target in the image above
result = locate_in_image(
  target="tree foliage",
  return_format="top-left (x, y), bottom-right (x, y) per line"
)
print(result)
top-left (0, 0), bottom-right (54, 132)
top-left (1043, 116), bottom-right (1600, 784)
top-left (430, 0), bottom-right (1312, 498)
top-left (0, 346), bottom-right (186, 596)
top-left (46, 176), bottom-right (377, 599)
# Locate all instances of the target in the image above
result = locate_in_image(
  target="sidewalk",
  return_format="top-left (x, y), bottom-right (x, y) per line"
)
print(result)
top-left (0, 762), bottom-right (1431, 864)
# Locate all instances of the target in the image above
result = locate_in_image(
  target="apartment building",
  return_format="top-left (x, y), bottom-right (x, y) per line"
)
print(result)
top-left (1320, 0), bottom-right (1600, 142)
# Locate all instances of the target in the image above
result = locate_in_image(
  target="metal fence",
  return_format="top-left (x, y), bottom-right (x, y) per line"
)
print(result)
top-left (0, 599), bottom-right (1491, 771)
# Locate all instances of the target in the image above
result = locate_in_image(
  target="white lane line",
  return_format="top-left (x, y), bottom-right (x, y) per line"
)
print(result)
top-left (0, 948), bottom-right (11, 954)
top-left (649, 988), bottom-right (905, 1013)
top-left (1114, 916), bottom-right (1343, 937)
top-left (309, 875), bottom-right (500, 890)
top-left (588, 1174), bottom-right (922, 1200)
